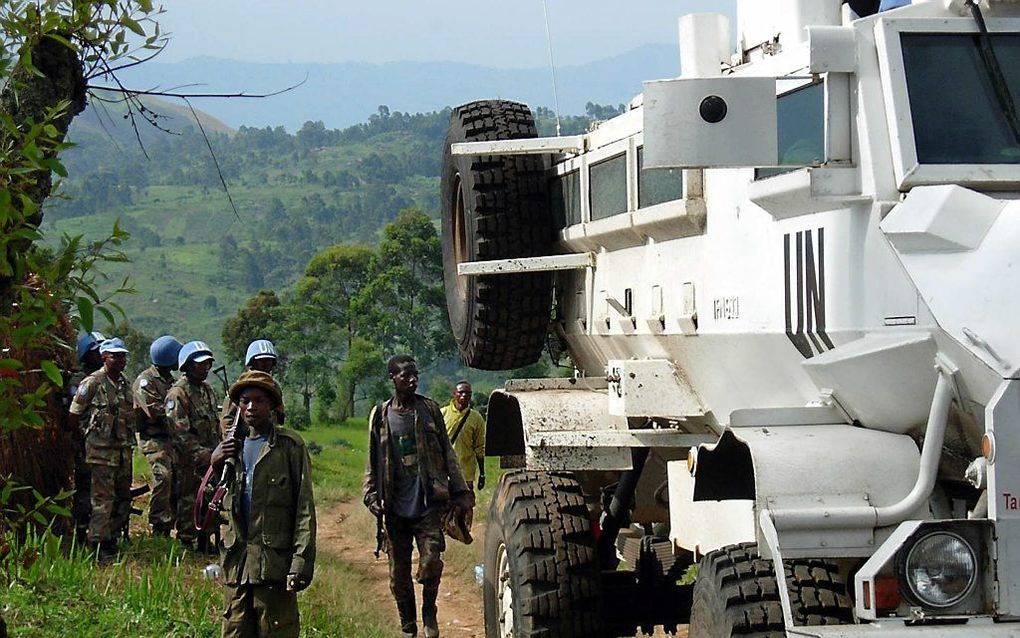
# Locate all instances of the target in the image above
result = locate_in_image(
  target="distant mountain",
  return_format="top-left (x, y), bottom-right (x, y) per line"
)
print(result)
top-left (114, 43), bottom-right (680, 131)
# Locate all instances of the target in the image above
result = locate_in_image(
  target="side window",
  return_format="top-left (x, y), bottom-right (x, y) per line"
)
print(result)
top-left (551, 169), bottom-right (582, 229)
top-left (590, 153), bottom-right (628, 220)
top-left (637, 146), bottom-right (683, 208)
top-left (757, 81), bottom-right (825, 179)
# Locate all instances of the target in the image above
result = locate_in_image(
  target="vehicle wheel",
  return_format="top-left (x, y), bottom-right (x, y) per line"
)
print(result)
top-left (688, 543), bottom-right (852, 637)
top-left (483, 471), bottom-right (603, 637)
top-left (441, 100), bottom-right (553, 371)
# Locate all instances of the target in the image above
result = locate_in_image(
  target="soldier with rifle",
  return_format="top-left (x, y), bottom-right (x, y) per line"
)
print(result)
top-left (67, 337), bottom-right (134, 564)
top-left (363, 355), bottom-right (474, 638)
top-left (209, 370), bottom-right (316, 638)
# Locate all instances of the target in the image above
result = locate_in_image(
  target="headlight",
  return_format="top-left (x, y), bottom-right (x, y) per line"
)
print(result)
top-left (904, 532), bottom-right (977, 608)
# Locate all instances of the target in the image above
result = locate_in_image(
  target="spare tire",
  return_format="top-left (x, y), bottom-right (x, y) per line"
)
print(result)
top-left (441, 100), bottom-right (554, 370)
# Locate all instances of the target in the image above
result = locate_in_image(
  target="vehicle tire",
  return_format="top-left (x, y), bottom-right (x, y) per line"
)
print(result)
top-left (688, 543), bottom-right (852, 638)
top-left (441, 100), bottom-right (554, 371)
top-left (483, 471), bottom-right (603, 638)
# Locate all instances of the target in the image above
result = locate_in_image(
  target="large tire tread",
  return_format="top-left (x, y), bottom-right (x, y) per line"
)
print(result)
top-left (441, 100), bottom-right (553, 371)
top-left (689, 542), bottom-right (852, 638)
top-left (486, 471), bottom-right (602, 637)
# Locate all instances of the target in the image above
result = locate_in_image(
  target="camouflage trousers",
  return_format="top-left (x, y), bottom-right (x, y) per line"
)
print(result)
top-left (139, 436), bottom-right (177, 530)
top-left (385, 509), bottom-right (446, 613)
top-left (222, 584), bottom-right (299, 638)
top-left (71, 434), bottom-right (92, 538)
top-left (86, 447), bottom-right (132, 544)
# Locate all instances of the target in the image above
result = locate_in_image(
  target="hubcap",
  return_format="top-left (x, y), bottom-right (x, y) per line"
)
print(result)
top-left (496, 541), bottom-right (515, 637)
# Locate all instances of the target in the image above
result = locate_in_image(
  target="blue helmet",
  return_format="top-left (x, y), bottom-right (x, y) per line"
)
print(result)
top-left (150, 335), bottom-right (183, 368)
top-left (244, 339), bottom-right (278, 366)
top-left (76, 331), bottom-right (107, 362)
top-left (178, 340), bottom-right (215, 370)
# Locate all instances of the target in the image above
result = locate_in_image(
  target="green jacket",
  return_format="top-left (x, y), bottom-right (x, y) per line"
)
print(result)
top-left (363, 394), bottom-right (472, 516)
top-left (221, 426), bottom-right (316, 586)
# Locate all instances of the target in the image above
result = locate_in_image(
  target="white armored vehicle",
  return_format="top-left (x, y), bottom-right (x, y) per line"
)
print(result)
top-left (439, 0), bottom-right (1020, 635)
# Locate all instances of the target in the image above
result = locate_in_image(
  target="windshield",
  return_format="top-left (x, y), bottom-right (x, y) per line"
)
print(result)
top-left (901, 33), bottom-right (1020, 164)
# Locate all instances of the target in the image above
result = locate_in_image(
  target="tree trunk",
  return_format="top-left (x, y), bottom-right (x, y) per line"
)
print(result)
top-left (1, 35), bottom-right (88, 522)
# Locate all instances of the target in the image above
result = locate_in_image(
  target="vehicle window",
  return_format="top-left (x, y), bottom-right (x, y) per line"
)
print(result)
top-left (757, 81), bottom-right (825, 179)
top-left (551, 169), bottom-right (581, 228)
top-left (901, 33), bottom-right (1020, 165)
top-left (590, 153), bottom-right (628, 220)
top-left (637, 146), bottom-right (683, 208)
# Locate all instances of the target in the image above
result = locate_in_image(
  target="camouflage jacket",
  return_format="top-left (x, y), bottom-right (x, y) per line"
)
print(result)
top-left (221, 426), bottom-right (316, 586)
top-left (68, 368), bottom-right (134, 451)
top-left (363, 394), bottom-right (472, 516)
top-left (132, 365), bottom-right (176, 439)
top-left (166, 376), bottom-right (219, 466)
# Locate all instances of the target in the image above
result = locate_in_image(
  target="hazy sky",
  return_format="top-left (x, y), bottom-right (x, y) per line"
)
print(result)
top-left (156, 1), bottom-right (737, 68)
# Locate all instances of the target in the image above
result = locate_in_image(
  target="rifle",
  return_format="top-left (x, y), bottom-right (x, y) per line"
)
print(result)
top-left (212, 364), bottom-right (229, 398)
top-left (374, 503), bottom-right (387, 559)
top-left (195, 407), bottom-right (247, 532)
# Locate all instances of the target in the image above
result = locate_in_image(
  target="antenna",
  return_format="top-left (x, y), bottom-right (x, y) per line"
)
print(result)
top-left (541, 0), bottom-right (562, 136)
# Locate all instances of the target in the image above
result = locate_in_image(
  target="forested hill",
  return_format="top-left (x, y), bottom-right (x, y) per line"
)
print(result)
top-left (44, 98), bottom-right (610, 364)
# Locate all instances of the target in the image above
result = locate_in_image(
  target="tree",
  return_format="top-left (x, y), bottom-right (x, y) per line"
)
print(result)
top-left (273, 302), bottom-right (334, 426)
top-left (221, 289), bottom-right (281, 365)
top-left (294, 244), bottom-right (373, 417)
top-left (364, 207), bottom-right (454, 365)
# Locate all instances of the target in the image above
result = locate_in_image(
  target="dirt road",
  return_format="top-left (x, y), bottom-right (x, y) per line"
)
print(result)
top-left (317, 500), bottom-right (486, 637)
top-left (317, 500), bottom-right (686, 638)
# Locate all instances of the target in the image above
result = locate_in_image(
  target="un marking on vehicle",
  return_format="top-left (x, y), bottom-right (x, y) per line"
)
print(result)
top-left (713, 297), bottom-right (740, 320)
top-left (784, 228), bottom-right (834, 359)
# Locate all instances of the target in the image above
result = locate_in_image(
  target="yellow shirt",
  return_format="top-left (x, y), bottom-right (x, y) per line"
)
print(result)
top-left (440, 401), bottom-right (486, 483)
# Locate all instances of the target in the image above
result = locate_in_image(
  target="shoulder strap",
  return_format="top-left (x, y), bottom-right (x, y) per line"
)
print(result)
top-left (450, 409), bottom-right (471, 444)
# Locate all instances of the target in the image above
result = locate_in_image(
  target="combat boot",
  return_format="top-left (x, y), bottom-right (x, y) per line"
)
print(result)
top-left (422, 588), bottom-right (440, 638)
top-left (397, 599), bottom-right (417, 637)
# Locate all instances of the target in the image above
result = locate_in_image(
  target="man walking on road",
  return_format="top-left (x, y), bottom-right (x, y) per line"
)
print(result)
top-left (132, 335), bottom-right (183, 537)
top-left (67, 337), bottom-right (134, 563)
top-left (210, 370), bottom-right (315, 638)
top-left (440, 381), bottom-right (485, 492)
top-left (364, 355), bottom-right (474, 638)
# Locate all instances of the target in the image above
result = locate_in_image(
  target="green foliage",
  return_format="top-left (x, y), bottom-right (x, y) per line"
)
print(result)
top-left (221, 289), bottom-right (281, 364)
top-left (0, 476), bottom-right (73, 586)
top-left (237, 207), bottom-right (454, 423)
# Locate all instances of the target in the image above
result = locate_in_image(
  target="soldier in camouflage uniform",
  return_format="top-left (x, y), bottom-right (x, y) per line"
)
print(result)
top-left (211, 370), bottom-right (316, 638)
top-left (66, 331), bottom-right (106, 543)
top-left (67, 337), bottom-right (133, 563)
top-left (166, 340), bottom-right (220, 551)
top-left (218, 339), bottom-right (285, 438)
top-left (364, 355), bottom-right (474, 638)
top-left (132, 336), bottom-right (183, 537)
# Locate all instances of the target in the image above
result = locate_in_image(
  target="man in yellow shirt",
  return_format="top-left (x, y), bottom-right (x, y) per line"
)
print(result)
top-left (439, 381), bottom-right (486, 491)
